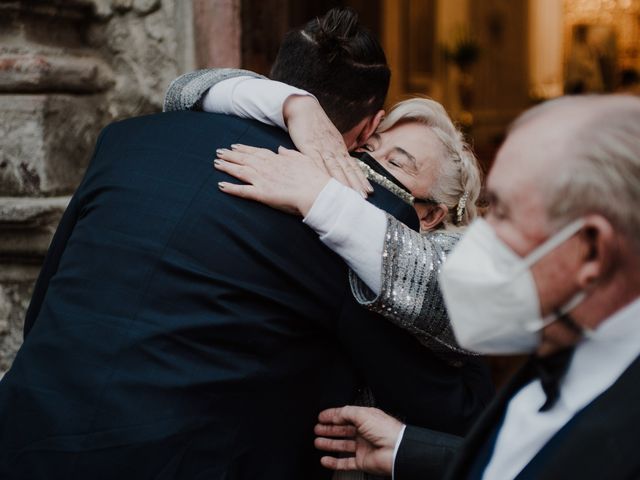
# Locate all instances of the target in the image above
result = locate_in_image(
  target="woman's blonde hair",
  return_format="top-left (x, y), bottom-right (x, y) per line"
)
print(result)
top-left (377, 97), bottom-right (482, 227)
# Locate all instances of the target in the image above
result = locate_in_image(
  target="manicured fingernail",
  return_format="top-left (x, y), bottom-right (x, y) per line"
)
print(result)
top-left (216, 148), bottom-right (228, 155)
top-left (230, 144), bottom-right (239, 149)
top-left (218, 182), bottom-right (225, 190)
top-left (213, 159), bottom-right (221, 166)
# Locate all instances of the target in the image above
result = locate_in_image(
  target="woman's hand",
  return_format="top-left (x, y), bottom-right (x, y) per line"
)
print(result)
top-left (215, 145), bottom-right (333, 216)
top-left (283, 95), bottom-right (373, 196)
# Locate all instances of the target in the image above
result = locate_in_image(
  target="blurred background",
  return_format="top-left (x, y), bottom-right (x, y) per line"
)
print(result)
top-left (1, 0), bottom-right (639, 376)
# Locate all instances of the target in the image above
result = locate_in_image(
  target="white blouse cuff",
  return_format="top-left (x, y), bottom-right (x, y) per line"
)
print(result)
top-left (303, 179), bottom-right (387, 294)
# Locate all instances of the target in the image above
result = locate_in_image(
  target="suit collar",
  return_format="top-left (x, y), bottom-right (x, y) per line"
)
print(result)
top-left (445, 360), bottom-right (535, 479)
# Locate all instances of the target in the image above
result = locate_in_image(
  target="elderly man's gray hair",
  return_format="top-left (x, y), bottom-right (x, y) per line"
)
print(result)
top-left (512, 95), bottom-right (640, 250)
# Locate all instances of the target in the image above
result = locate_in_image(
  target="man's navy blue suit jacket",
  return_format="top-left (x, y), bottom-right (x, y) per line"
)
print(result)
top-left (0, 111), bottom-right (492, 479)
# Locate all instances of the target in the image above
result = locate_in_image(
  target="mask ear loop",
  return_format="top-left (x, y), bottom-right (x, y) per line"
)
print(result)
top-left (525, 291), bottom-right (588, 333)
top-left (506, 218), bottom-right (587, 278)
top-left (521, 218), bottom-right (589, 335)
top-left (556, 290), bottom-right (595, 339)
top-left (556, 314), bottom-right (586, 335)
top-left (523, 218), bottom-right (587, 268)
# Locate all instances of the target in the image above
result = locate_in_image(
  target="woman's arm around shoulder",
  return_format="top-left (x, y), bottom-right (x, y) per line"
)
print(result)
top-left (349, 219), bottom-right (473, 357)
top-left (163, 68), bottom-right (265, 112)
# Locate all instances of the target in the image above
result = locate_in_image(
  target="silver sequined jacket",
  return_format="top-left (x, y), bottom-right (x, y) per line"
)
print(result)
top-left (350, 217), bottom-right (470, 357)
top-left (163, 68), bottom-right (471, 358)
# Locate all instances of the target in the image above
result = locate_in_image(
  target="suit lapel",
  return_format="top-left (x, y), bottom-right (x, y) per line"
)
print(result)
top-left (445, 359), bottom-right (536, 479)
top-left (514, 354), bottom-right (640, 480)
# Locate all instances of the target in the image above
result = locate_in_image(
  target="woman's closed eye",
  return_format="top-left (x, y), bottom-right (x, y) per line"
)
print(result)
top-left (388, 155), bottom-right (419, 176)
top-left (388, 157), bottom-right (405, 169)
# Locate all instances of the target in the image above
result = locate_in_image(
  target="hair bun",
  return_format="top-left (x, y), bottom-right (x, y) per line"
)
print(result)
top-left (315, 8), bottom-right (359, 60)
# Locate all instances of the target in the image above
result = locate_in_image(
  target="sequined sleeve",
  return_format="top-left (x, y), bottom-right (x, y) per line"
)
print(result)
top-left (349, 215), bottom-right (474, 357)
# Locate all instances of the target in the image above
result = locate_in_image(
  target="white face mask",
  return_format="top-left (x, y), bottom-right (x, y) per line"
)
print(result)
top-left (440, 218), bottom-right (587, 355)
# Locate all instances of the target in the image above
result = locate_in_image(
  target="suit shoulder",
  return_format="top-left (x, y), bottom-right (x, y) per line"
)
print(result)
top-left (100, 111), bottom-right (292, 150)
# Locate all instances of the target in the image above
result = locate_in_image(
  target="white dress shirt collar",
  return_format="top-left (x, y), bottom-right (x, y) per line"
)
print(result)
top-left (561, 296), bottom-right (640, 411)
top-left (483, 296), bottom-right (640, 480)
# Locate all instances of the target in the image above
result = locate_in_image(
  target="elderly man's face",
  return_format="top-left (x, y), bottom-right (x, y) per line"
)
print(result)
top-left (485, 118), bottom-right (587, 349)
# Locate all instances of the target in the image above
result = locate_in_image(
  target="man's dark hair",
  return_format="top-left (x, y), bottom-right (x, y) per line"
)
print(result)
top-left (270, 8), bottom-right (390, 133)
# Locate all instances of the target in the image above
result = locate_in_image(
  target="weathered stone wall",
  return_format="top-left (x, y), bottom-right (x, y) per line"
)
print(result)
top-left (0, 0), bottom-right (199, 375)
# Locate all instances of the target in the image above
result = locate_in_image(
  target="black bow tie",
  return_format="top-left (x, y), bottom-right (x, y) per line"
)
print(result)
top-left (530, 347), bottom-right (576, 412)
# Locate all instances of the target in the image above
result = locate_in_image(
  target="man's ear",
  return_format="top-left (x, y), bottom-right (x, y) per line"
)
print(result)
top-left (356, 110), bottom-right (385, 146)
top-left (416, 203), bottom-right (449, 232)
top-left (576, 215), bottom-right (617, 289)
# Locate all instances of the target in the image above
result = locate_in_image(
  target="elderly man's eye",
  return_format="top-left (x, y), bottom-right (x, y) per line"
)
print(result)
top-left (487, 204), bottom-right (507, 221)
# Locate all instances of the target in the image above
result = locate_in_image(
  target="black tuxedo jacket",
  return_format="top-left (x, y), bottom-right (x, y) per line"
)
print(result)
top-left (396, 353), bottom-right (640, 480)
top-left (0, 111), bottom-right (492, 479)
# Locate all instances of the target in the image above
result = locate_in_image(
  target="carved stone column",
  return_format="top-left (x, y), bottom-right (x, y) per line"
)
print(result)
top-left (0, 0), bottom-right (201, 375)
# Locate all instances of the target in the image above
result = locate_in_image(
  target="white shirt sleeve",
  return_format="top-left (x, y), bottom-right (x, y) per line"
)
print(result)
top-left (303, 179), bottom-right (387, 294)
top-left (201, 76), bottom-right (314, 131)
top-left (392, 425), bottom-right (407, 480)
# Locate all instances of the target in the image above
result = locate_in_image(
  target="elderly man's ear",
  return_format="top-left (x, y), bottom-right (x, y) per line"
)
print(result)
top-left (417, 203), bottom-right (449, 232)
top-left (576, 215), bottom-right (618, 289)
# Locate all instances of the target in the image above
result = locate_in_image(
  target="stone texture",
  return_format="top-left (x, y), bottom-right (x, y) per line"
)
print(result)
top-left (0, 196), bottom-right (70, 256)
top-left (0, 196), bottom-right (71, 372)
top-left (133, 0), bottom-right (161, 15)
top-left (0, 0), bottom-right (195, 126)
top-left (0, 95), bottom-right (104, 196)
top-left (0, 0), bottom-right (224, 375)
top-left (0, 53), bottom-right (114, 93)
top-left (0, 280), bottom-right (36, 377)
